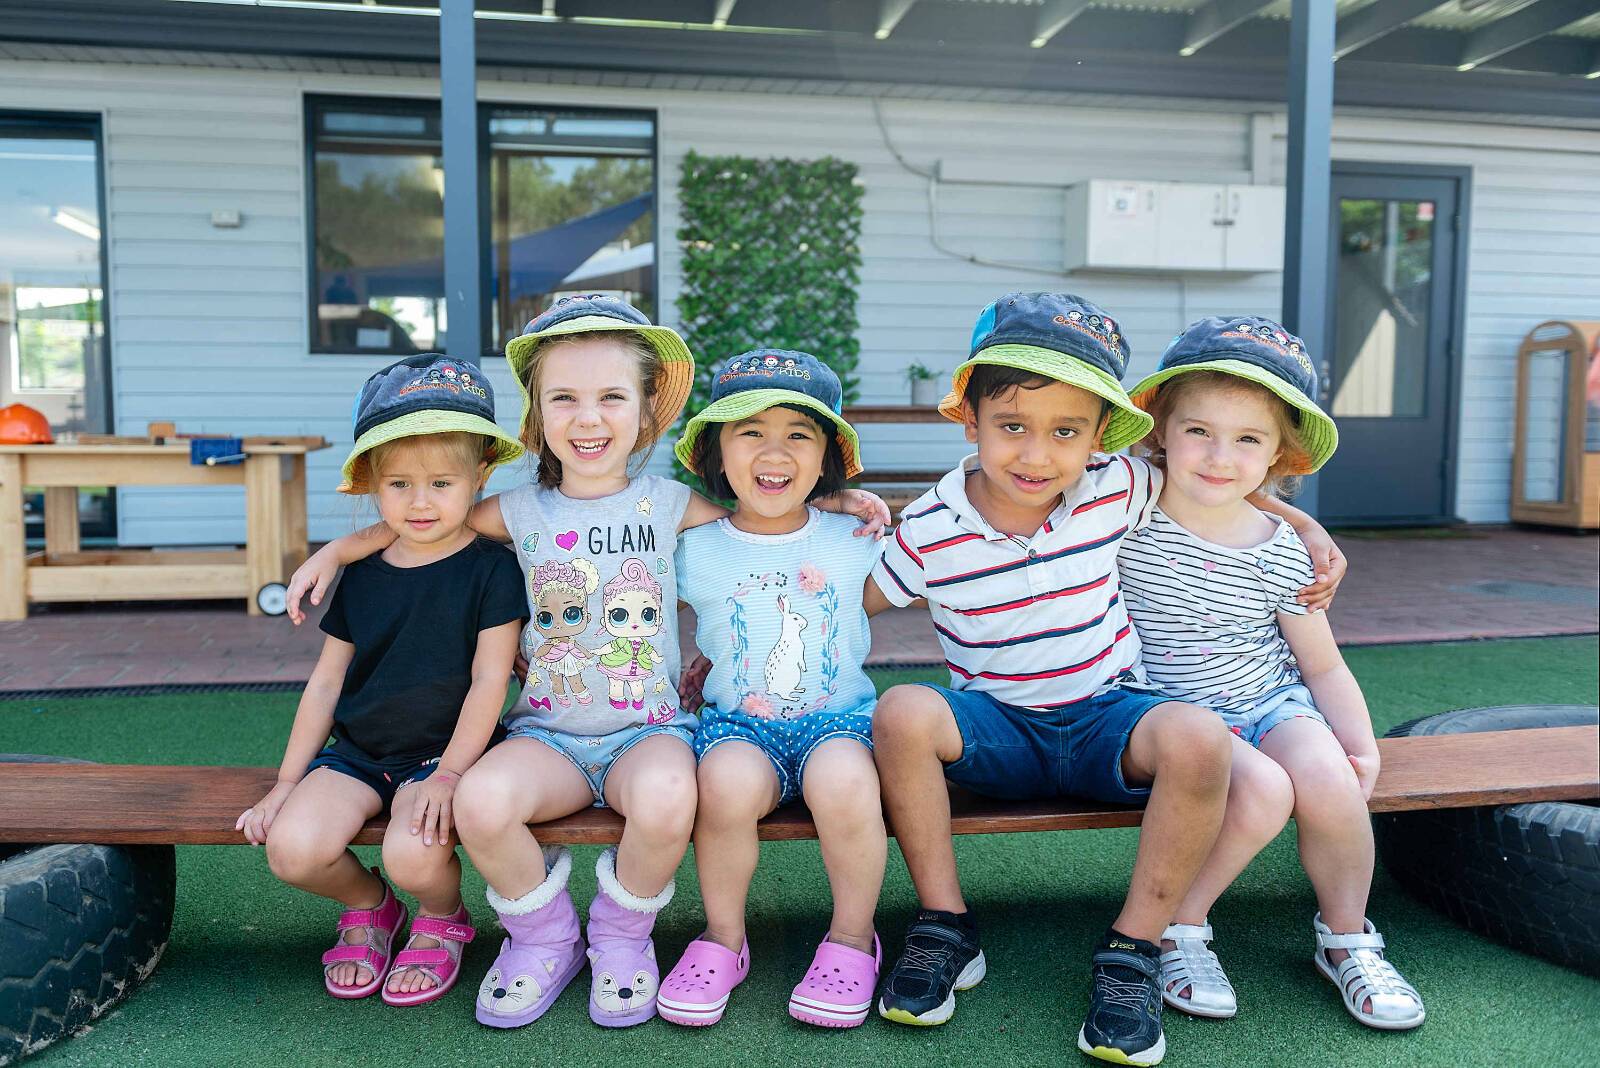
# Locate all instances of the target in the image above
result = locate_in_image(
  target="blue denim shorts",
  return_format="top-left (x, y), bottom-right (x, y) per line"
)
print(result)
top-left (694, 706), bottom-right (874, 806)
top-left (506, 721), bottom-right (694, 807)
top-left (924, 683), bottom-right (1173, 805)
top-left (1216, 683), bottom-right (1328, 749)
top-left (307, 745), bottom-right (441, 808)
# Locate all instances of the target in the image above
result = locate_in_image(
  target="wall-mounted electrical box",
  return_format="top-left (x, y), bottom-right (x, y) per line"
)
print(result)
top-left (1063, 180), bottom-right (1285, 273)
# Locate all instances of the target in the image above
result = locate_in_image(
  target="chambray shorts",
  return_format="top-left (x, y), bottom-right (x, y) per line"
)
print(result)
top-left (925, 682), bottom-right (1172, 805)
top-left (1215, 683), bottom-right (1328, 749)
top-left (505, 721), bottom-right (694, 806)
top-left (695, 706), bottom-right (874, 806)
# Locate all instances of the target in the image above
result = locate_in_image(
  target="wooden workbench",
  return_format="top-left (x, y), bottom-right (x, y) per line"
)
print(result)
top-left (0, 437), bottom-right (328, 620)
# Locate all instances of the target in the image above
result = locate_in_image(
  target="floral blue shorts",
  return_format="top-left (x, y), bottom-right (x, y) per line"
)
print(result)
top-left (505, 721), bottom-right (694, 807)
top-left (694, 706), bottom-right (874, 806)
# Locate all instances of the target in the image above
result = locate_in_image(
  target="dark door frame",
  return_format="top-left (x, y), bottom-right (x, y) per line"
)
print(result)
top-left (1324, 160), bottom-right (1472, 525)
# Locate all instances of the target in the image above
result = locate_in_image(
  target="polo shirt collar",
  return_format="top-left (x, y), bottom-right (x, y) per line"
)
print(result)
top-left (936, 453), bottom-right (1085, 543)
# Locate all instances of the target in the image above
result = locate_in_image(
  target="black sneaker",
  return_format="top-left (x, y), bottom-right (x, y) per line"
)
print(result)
top-left (1076, 941), bottom-right (1166, 1066)
top-left (876, 910), bottom-right (986, 1026)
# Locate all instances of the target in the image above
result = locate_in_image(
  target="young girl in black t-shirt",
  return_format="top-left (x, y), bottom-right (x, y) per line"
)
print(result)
top-left (237, 354), bottom-right (528, 1007)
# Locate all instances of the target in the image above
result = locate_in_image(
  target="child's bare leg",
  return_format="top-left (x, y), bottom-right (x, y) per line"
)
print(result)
top-left (872, 685), bottom-right (968, 911)
top-left (453, 738), bottom-right (594, 897)
top-left (693, 741), bottom-right (782, 952)
top-left (1169, 738), bottom-right (1295, 927)
top-left (603, 732), bottom-right (698, 896)
top-left (1259, 718), bottom-right (1373, 965)
top-left (382, 782), bottom-right (464, 995)
top-left (801, 738), bottom-right (886, 954)
top-left (264, 768), bottom-right (385, 989)
top-left (1114, 702), bottom-right (1232, 942)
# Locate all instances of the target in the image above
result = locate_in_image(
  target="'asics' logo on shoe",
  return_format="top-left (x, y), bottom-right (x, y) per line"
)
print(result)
top-left (1109, 940), bottom-right (1136, 950)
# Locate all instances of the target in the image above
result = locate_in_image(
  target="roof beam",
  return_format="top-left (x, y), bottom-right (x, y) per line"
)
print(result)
top-left (1457, 0), bottom-right (1596, 71)
top-left (711, 0), bottom-right (736, 30)
top-left (1333, 0), bottom-right (1447, 61)
top-left (1181, 0), bottom-right (1273, 56)
top-left (875, 0), bottom-right (917, 40)
top-left (1031, 0), bottom-right (1093, 49)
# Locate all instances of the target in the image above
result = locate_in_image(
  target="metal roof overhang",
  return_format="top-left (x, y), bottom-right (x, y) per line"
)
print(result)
top-left (2, 0), bottom-right (1597, 121)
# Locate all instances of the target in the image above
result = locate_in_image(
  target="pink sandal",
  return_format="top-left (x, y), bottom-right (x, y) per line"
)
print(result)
top-left (381, 903), bottom-right (476, 1007)
top-left (322, 870), bottom-right (408, 1000)
top-left (656, 938), bottom-right (749, 1027)
top-left (788, 934), bottom-right (881, 1028)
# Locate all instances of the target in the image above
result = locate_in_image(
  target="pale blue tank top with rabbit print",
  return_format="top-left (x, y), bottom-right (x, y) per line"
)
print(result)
top-left (675, 508), bottom-right (878, 721)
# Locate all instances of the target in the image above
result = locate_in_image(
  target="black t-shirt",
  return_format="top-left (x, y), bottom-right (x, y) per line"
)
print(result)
top-left (319, 537), bottom-right (527, 765)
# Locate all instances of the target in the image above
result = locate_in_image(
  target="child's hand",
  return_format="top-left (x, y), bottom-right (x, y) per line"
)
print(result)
top-left (679, 654), bottom-right (711, 714)
top-left (1347, 749), bottom-right (1380, 801)
top-left (236, 780), bottom-right (296, 846)
top-left (410, 772), bottom-right (459, 847)
top-left (841, 488), bottom-right (891, 538)
top-left (286, 552), bottom-right (340, 625)
top-left (1295, 530), bottom-right (1348, 613)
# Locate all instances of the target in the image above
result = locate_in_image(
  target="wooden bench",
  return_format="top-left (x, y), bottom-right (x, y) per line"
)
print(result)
top-left (843, 404), bottom-right (950, 512)
top-left (2, 726), bottom-right (1594, 847)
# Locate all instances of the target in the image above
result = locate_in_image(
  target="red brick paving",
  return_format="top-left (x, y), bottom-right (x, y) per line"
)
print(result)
top-left (1, 527), bottom-right (1594, 692)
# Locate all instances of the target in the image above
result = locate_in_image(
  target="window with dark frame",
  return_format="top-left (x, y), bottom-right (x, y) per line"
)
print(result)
top-left (307, 96), bottom-right (656, 356)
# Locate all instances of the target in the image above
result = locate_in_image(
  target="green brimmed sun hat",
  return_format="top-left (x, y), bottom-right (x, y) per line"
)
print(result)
top-left (939, 292), bottom-right (1153, 454)
top-left (338, 353), bottom-right (524, 494)
top-left (1129, 316), bottom-right (1338, 473)
top-left (675, 349), bottom-right (863, 479)
top-left (504, 294), bottom-right (695, 448)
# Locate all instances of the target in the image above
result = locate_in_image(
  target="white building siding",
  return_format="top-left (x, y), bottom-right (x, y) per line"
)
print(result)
top-left (1, 58), bottom-right (1594, 542)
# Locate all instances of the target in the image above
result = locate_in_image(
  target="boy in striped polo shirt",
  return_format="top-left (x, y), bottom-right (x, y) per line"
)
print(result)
top-left (866, 293), bottom-right (1340, 1066)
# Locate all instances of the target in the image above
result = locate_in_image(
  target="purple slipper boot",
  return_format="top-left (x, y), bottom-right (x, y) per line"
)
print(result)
top-left (586, 846), bottom-right (675, 1028)
top-left (475, 846), bottom-right (586, 1029)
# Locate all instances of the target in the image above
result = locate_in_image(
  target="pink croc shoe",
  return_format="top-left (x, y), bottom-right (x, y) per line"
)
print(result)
top-left (656, 938), bottom-right (749, 1027)
top-left (381, 903), bottom-right (476, 1007)
top-left (322, 869), bottom-right (408, 1000)
top-left (788, 934), bottom-right (881, 1028)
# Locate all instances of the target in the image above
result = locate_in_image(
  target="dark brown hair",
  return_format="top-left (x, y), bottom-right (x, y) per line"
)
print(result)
top-left (689, 405), bottom-right (848, 504)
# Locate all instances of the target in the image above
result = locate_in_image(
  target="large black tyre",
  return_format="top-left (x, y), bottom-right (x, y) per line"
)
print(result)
top-left (1374, 705), bottom-right (1600, 977)
top-left (0, 756), bottom-right (176, 1065)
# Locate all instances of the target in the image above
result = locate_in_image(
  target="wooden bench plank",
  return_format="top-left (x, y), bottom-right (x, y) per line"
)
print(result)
top-left (0, 727), bottom-right (1593, 847)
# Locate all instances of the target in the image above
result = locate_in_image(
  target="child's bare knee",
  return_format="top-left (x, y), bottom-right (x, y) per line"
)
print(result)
top-left (265, 828), bottom-right (341, 885)
top-left (873, 686), bottom-right (947, 749)
top-left (452, 771), bottom-right (519, 842)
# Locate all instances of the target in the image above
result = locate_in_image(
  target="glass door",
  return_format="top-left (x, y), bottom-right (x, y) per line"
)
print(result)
top-left (0, 113), bottom-right (114, 539)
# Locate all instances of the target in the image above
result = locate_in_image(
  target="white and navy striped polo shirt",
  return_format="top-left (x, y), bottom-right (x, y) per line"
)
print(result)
top-left (872, 452), bottom-right (1161, 712)
top-left (1119, 507), bottom-right (1316, 713)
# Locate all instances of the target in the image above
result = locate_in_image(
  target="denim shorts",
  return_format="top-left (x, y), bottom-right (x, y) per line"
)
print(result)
top-left (694, 706), bottom-right (874, 806)
top-left (1216, 683), bottom-right (1328, 749)
top-left (506, 721), bottom-right (695, 807)
top-left (308, 745), bottom-right (441, 808)
top-left (924, 683), bottom-right (1173, 805)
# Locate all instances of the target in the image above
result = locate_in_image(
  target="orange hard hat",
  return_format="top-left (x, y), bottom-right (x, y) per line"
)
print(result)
top-left (0, 404), bottom-right (53, 444)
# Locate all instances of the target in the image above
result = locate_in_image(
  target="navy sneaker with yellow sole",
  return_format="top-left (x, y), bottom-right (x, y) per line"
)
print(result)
top-left (1077, 940), bottom-right (1166, 1066)
top-left (876, 910), bottom-right (986, 1026)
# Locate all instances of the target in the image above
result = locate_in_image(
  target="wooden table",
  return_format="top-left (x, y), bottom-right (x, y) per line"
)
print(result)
top-left (0, 437), bottom-right (328, 620)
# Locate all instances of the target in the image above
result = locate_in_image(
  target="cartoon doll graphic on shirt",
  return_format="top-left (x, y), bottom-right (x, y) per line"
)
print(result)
top-left (526, 558), bottom-right (600, 707)
top-left (594, 557), bottom-right (671, 718)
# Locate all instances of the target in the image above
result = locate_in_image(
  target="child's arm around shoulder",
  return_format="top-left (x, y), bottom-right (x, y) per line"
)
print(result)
top-left (1253, 494), bottom-right (1347, 613)
top-left (286, 522), bottom-right (395, 625)
top-left (1279, 609), bottom-right (1379, 799)
top-left (236, 635), bottom-right (354, 844)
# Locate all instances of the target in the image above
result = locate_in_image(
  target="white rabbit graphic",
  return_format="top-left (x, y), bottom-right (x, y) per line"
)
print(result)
top-left (763, 593), bottom-right (808, 700)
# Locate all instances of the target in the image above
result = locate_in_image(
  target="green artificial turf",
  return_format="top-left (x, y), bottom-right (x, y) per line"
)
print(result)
top-left (2, 637), bottom-right (1597, 1067)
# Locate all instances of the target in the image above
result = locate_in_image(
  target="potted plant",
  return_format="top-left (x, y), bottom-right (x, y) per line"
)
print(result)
top-left (906, 361), bottom-right (942, 406)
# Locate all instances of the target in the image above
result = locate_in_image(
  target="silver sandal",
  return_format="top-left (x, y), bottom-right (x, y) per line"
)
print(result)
top-left (1158, 921), bottom-right (1237, 1019)
top-left (1312, 913), bottom-right (1425, 1031)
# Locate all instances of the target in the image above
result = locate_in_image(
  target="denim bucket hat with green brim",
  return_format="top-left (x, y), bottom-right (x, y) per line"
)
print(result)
top-left (503, 294), bottom-right (695, 448)
top-left (1129, 316), bottom-right (1339, 474)
top-left (675, 349), bottom-right (863, 479)
top-left (939, 292), bottom-right (1153, 454)
top-left (339, 353), bottom-right (524, 494)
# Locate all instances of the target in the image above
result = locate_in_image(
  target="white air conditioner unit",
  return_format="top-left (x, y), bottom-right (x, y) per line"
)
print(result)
top-left (1063, 179), bottom-right (1286, 273)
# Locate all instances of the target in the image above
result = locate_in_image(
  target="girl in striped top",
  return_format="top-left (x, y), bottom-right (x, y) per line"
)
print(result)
top-left (1119, 317), bottom-right (1425, 1033)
